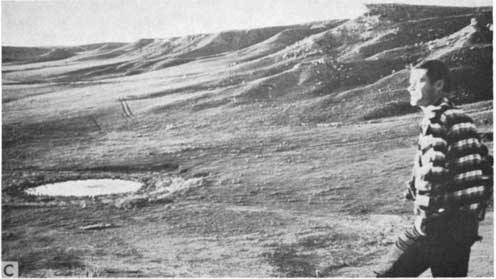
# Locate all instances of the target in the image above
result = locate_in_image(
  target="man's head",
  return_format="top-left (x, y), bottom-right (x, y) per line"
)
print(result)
top-left (408, 60), bottom-right (451, 107)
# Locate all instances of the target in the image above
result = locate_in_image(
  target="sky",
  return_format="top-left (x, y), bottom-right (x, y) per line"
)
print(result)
top-left (1, 0), bottom-right (493, 47)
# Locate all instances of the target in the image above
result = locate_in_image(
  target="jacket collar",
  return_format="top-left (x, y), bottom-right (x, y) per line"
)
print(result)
top-left (423, 97), bottom-right (453, 119)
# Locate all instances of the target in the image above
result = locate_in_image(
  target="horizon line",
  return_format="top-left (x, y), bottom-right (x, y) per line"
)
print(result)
top-left (2, 2), bottom-right (492, 48)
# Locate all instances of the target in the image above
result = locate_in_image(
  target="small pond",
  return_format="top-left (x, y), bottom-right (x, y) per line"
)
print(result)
top-left (25, 179), bottom-right (143, 197)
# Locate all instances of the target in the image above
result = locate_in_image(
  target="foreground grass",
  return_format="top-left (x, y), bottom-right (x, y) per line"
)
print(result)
top-left (2, 100), bottom-right (493, 276)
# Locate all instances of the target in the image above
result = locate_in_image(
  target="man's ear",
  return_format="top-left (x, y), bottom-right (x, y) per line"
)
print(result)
top-left (433, 80), bottom-right (444, 92)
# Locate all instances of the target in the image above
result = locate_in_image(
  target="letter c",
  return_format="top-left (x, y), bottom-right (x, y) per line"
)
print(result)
top-left (4, 264), bottom-right (14, 276)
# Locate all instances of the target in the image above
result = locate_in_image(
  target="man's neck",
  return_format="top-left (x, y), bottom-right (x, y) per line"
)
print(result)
top-left (419, 92), bottom-right (449, 112)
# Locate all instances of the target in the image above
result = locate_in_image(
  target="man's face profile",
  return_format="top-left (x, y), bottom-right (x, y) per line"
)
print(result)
top-left (408, 68), bottom-right (434, 107)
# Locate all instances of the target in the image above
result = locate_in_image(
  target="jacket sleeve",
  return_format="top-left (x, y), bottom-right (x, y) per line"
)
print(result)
top-left (429, 109), bottom-right (493, 218)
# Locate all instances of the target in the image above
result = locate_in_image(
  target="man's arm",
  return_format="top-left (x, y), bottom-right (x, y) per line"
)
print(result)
top-left (428, 110), bottom-right (493, 218)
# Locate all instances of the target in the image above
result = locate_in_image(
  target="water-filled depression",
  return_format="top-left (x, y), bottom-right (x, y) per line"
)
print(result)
top-left (25, 179), bottom-right (143, 197)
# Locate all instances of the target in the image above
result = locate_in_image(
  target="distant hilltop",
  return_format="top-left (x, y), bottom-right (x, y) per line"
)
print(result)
top-left (2, 3), bottom-right (492, 122)
top-left (364, 3), bottom-right (491, 21)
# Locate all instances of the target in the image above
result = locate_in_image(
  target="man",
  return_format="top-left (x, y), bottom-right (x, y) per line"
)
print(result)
top-left (375, 60), bottom-right (493, 277)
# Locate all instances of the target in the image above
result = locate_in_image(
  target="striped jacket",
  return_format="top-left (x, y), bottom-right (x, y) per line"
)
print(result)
top-left (408, 98), bottom-right (492, 237)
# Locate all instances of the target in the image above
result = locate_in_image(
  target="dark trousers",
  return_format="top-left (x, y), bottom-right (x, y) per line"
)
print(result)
top-left (376, 225), bottom-right (474, 277)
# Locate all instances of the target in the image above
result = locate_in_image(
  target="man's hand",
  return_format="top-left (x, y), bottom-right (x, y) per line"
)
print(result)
top-left (404, 179), bottom-right (416, 201)
top-left (404, 189), bottom-right (415, 201)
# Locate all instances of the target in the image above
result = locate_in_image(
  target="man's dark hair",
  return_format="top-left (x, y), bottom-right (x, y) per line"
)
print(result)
top-left (415, 60), bottom-right (451, 92)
